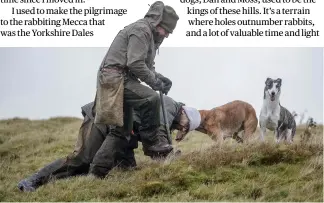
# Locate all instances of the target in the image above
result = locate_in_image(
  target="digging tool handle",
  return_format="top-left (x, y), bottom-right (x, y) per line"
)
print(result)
top-left (159, 91), bottom-right (172, 145)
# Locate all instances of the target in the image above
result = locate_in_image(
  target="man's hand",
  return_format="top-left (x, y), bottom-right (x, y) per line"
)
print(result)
top-left (151, 79), bottom-right (171, 95)
top-left (151, 79), bottom-right (164, 91)
top-left (161, 83), bottom-right (171, 95)
top-left (159, 76), bottom-right (172, 95)
top-left (159, 76), bottom-right (172, 88)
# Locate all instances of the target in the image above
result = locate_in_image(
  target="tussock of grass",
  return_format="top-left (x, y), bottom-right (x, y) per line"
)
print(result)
top-left (0, 117), bottom-right (322, 201)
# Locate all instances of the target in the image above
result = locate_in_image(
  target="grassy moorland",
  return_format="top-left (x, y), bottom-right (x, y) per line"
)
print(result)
top-left (0, 117), bottom-right (322, 202)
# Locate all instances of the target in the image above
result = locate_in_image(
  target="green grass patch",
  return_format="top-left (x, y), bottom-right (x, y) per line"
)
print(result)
top-left (0, 117), bottom-right (322, 201)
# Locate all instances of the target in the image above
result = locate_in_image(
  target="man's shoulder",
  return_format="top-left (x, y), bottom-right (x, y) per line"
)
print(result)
top-left (127, 19), bottom-right (153, 37)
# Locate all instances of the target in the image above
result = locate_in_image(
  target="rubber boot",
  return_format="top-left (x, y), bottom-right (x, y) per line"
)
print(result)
top-left (17, 175), bottom-right (38, 192)
top-left (17, 159), bottom-right (66, 192)
top-left (141, 126), bottom-right (173, 159)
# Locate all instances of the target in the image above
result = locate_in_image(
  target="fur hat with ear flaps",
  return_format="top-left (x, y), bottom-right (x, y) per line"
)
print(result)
top-left (159, 5), bottom-right (179, 33)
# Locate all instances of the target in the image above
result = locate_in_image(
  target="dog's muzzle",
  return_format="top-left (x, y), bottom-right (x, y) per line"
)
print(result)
top-left (269, 91), bottom-right (276, 101)
top-left (175, 128), bottom-right (188, 142)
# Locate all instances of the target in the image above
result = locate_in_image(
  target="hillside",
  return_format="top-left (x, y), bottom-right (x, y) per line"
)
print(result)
top-left (0, 117), bottom-right (322, 201)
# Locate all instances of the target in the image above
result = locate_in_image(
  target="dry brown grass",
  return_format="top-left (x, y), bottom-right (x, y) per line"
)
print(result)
top-left (0, 117), bottom-right (322, 201)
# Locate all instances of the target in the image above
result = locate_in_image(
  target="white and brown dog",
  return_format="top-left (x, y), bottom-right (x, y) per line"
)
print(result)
top-left (259, 77), bottom-right (296, 143)
top-left (174, 100), bottom-right (258, 143)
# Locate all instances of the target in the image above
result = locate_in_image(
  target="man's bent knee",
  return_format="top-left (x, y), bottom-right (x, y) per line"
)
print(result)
top-left (148, 93), bottom-right (160, 107)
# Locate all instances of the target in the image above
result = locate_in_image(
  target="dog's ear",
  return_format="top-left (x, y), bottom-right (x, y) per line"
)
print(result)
top-left (276, 78), bottom-right (282, 85)
top-left (265, 77), bottom-right (272, 84)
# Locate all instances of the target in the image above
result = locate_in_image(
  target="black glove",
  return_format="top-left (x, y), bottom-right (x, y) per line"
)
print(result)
top-left (151, 78), bottom-right (163, 91)
top-left (159, 76), bottom-right (172, 95)
top-left (151, 79), bottom-right (171, 95)
top-left (159, 76), bottom-right (172, 88)
top-left (161, 83), bottom-right (171, 95)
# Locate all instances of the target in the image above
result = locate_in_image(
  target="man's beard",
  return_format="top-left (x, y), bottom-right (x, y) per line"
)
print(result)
top-left (153, 29), bottom-right (165, 46)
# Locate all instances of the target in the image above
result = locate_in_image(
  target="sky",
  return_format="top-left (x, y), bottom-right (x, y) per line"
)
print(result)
top-left (0, 47), bottom-right (323, 124)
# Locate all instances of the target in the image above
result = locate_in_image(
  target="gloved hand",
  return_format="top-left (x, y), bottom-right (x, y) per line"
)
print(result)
top-left (150, 78), bottom-right (165, 93)
top-left (159, 76), bottom-right (172, 95)
top-left (150, 78), bottom-right (163, 91)
top-left (150, 79), bottom-right (169, 95)
top-left (159, 76), bottom-right (172, 89)
top-left (161, 83), bottom-right (171, 95)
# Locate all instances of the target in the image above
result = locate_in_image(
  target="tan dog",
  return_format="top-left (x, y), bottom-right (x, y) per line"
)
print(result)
top-left (175, 100), bottom-right (258, 143)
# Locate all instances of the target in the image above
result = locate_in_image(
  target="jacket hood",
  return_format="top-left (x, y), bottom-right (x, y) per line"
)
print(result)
top-left (144, 1), bottom-right (165, 28)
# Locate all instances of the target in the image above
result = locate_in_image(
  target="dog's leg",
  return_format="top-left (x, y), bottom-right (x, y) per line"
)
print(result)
top-left (208, 127), bottom-right (223, 146)
top-left (232, 132), bottom-right (243, 143)
top-left (286, 129), bottom-right (293, 144)
top-left (281, 129), bottom-right (290, 145)
top-left (260, 126), bottom-right (266, 142)
top-left (275, 128), bottom-right (280, 143)
top-left (259, 111), bottom-right (268, 142)
top-left (243, 121), bottom-right (257, 143)
top-left (277, 129), bottom-right (288, 144)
